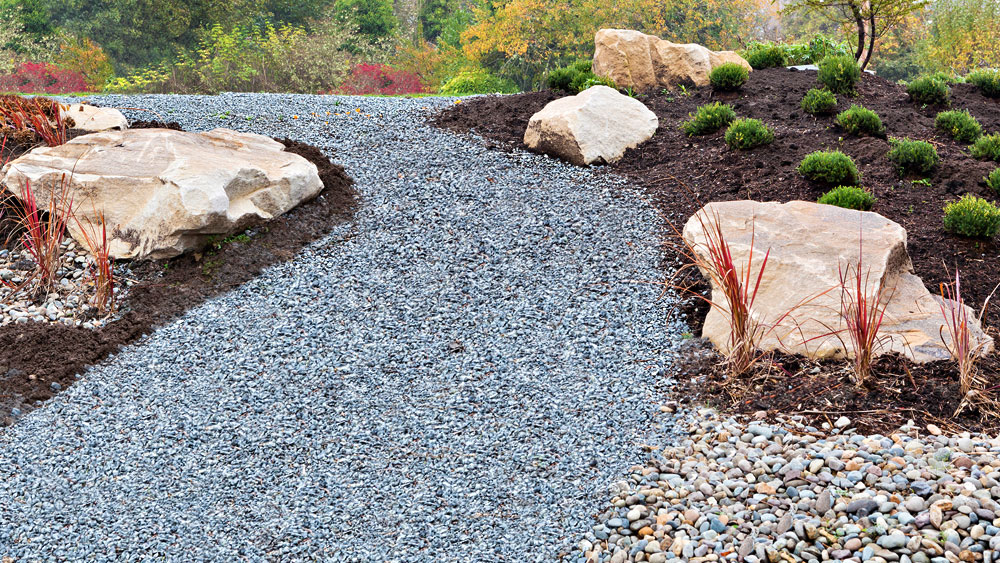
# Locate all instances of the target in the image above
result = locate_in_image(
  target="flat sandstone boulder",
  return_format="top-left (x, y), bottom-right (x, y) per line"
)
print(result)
top-left (593, 28), bottom-right (751, 91)
top-left (64, 103), bottom-right (128, 132)
top-left (2, 128), bottom-right (323, 259)
top-left (682, 200), bottom-right (993, 363)
top-left (524, 85), bottom-right (658, 166)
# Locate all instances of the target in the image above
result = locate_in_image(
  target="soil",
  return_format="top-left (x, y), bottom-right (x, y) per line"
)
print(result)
top-left (0, 125), bottom-right (358, 425)
top-left (435, 68), bottom-right (1000, 434)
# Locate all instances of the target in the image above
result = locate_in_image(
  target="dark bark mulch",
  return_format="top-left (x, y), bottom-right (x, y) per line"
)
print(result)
top-left (0, 126), bottom-right (358, 425)
top-left (434, 68), bottom-right (1000, 434)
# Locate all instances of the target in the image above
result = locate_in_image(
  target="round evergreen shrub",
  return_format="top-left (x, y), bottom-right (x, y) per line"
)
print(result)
top-left (801, 88), bottom-right (837, 115)
top-left (744, 44), bottom-right (786, 69)
top-left (887, 137), bottom-right (939, 177)
top-left (923, 71), bottom-right (964, 84)
top-left (724, 118), bottom-right (774, 149)
top-left (986, 168), bottom-right (1000, 195)
top-left (967, 68), bottom-right (1000, 98)
top-left (440, 69), bottom-right (518, 95)
top-left (835, 105), bottom-right (885, 137)
top-left (681, 102), bottom-right (737, 136)
top-left (797, 150), bottom-right (860, 185)
top-left (943, 195), bottom-right (1000, 238)
top-left (709, 62), bottom-right (749, 91)
top-left (546, 67), bottom-right (576, 92)
top-left (817, 54), bottom-right (861, 94)
top-left (935, 109), bottom-right (982, 143)
top-left (545, 59), bottom-right (610, 94)
top-left (971, 133), bottom-right (1000, 161)
top-left (818, 185), bottom-right (875, 210)
top-left (906, 76), bottom-right (950, 105)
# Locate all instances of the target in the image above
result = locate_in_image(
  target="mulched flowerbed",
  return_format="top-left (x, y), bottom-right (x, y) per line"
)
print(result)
top-left (0, 124), bottom-right (358, 425)
top-left (434, 67), bottom-right (1000, 434)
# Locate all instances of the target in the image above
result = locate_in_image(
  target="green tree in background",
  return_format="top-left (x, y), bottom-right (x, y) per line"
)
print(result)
top-left (333, 0), bottom-right (397, 41)
top-left (780, 0), bottom-right (929, 70)
top-left (0, 0), bottom-right (54, 40)
top-left (418, 0), bottom-right (456, 42)
top-left (18, 0), bottom-right (338, 71)
top-left (37, 0), bottom-right (223, 69)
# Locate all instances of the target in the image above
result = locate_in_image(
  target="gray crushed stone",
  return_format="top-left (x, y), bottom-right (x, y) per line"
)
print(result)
top-left (0, 93), bottom-right (683, 561)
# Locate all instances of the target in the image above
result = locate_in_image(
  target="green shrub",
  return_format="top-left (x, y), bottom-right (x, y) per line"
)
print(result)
top-left (545, 59), bottom-right (614, 94)
top-left (967, 68), bottom-right (1000, 98)
top-left (887, 137), bottom-right (939, 177)
top-left (572, 72), bottom-right (615, 93)
top-left (801, 88), bottom-right (837, 115)
top-left (741, 36), bottom-right (852, 67)
top-left (943, 195), bottom-right (1000, 238)
top-left (709, 62), bottom-right (749, 91)
top-left (935, 110), bottom-right (982, 143)
top-left (835, 105), bottom-right (885, 137)
top-left (817, 54), bottom-right (861, 94)
top-left (105, 20), bottom-right (379, 94)
top-left (986, 168), bottom-right (1000, 195)
top-left (788, 35), bottom-right (853, 65)
top-left (797, 150), bottom-right (860, 185)
top-left (681, 102), bottom-right (737, 136)
top-left (744, 44), bottom-right (786, 69)
top-left (906, 76), bottom-right (950, 105)
top-left (971, 133), bottom-right (1000, 161)
top-left (545, 67), bottom-right (576, 92)
top-left (440, 68), bottom-right (518, 95)
top-left (817, 185), bottom-right (875, 210)
top-left (724, 118), bottom-right (774, 149)
top-left (923, 71), bottom-right (965, 84)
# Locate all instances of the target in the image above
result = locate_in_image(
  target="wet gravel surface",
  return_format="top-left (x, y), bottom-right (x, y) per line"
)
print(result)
top-left (0, 93), bottom-right (682, 561)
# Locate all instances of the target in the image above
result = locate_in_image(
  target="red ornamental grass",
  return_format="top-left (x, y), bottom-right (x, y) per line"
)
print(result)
top-left (677, 209), bottom-right (774, 378)
top-left (14, 177), bottom-right (73, 296)
top-left (938, 269), bottom-right (997, 404)
top-left (75, 211), bottom-right (115, 315)
top-left (939, 270), bottom-right (974, 395)
top-left (336, 64), bottom-right (428, 96)
top-left (836, 236), bottom-right (891, 387)
top-left (0, 95), bottom-right (68, 146)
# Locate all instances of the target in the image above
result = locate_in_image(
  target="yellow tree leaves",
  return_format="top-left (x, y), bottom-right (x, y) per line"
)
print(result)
top-left (925, 0), bottom-right (1000, 74)
top-left (460, 0), bottom-right (769, 89)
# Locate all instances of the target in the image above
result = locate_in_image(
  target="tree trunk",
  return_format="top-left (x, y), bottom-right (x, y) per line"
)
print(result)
top-left (851, 3), bottom-right (866, 62)
top-left (860, 11), bottom-right (876, 71)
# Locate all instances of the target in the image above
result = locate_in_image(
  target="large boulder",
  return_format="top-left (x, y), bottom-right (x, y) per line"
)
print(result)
top-left (524, 85), bottom-right (658, 166)
top-left (64, 103), bottom-right (128, 132)
top-left (682, 200), bottom-right (993, 363)
top-left (2, 128), bottom-right (323, 260)
top-left (592, 29), bottom-right (751, 91)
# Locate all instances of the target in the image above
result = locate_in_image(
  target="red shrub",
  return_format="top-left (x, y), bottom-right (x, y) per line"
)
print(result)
top-left (336, 64), bottom-right (427, 95)
top-left (0, 62), bottom-right (89, 94)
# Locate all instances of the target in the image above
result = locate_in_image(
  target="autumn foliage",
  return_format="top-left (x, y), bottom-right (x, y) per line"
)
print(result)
top-left (460, 0), bottom-right (769, 89)
top-left (55, 37), bottom-right (115, 91)
top-left (336, 64), bottom-right (427, 95)
top-left (0, 62), bottom-right (87, 94)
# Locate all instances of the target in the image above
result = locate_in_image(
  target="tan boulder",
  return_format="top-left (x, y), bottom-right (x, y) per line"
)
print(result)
top-left (524, 85), bottom-right (658, 166)
top-left (682, 200), bottom-right (993, 363)
top-left (64, 103), bottom-right (128, 132)
top-left (2, 128), bottom-right (323, 260)
top-left (592, 29), bottom-right (751, 91)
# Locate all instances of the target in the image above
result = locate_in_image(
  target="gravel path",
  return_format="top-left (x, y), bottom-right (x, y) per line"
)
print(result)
top-left (0, 94), bottom-right (682, 561)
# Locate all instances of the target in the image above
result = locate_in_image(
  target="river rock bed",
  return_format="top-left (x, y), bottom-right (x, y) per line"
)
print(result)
top-left (572, 409), bottom-right (1000, 563)
top-left (0, 238), bottom-right (115, 329)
